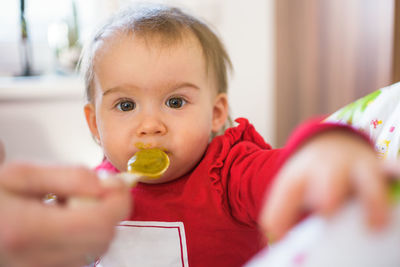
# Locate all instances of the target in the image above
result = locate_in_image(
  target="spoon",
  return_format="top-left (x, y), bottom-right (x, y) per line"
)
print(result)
top-left (65, 148), bottom-right (169, 207)
top-left (115, 147), bottom-right (170, 186)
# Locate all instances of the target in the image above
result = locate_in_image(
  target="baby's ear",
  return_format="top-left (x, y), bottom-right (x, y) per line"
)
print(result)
top-left (84, 103), bottom-right (101, 144)
top-left (212, 93), bottom-right (229, 132)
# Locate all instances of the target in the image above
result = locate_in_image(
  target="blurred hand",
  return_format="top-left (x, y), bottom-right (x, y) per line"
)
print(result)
top-left (0, 162), bottom-right (131, 267)
top-left (259, 130), bottom-right (391, 242)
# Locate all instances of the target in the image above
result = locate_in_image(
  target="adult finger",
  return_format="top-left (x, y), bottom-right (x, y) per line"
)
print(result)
top-left (0, 162), bottom-right (104, 197)
top-left (9, 244), bottom-right (89, 267)
top-left (36, 185), bottom-right (130, 246)
top-left (0, 189), bottom-right (128, 267)
top-left (97, 182), bottom-right (132, 224)
top-left (12, 204), bottom-right (116, 259)
top-left (68, 179), bottom-right (132, 225)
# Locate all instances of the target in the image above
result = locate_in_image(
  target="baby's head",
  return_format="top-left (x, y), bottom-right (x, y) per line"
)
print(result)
top-left (80, 4), bottom-right (232, 182)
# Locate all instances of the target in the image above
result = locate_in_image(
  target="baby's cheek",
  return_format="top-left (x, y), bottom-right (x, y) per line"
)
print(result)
top-left (186, 137), bottom-right (209, 160)
top-left (102, 146), bottom-right (127, 172)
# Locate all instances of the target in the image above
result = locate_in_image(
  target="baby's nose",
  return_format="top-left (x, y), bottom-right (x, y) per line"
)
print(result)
top-left (136, 117), bottom-right (167, 137)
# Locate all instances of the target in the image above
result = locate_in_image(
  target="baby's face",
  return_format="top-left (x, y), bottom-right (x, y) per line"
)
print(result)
top-left (85, 33), bottom-right (227, 183)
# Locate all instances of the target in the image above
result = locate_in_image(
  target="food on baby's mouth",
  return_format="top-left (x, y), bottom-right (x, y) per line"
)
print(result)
top-left (127, 148), bottom-right (170, 179)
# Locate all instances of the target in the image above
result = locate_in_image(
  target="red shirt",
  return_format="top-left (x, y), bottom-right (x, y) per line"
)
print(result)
top-left (95, 118), bottom-right (363, 267)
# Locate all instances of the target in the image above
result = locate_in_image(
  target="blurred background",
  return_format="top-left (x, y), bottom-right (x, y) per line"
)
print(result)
top-left (0, 0), bottom-right (399, 167)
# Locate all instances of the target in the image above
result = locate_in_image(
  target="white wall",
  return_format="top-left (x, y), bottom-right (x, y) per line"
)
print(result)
top-left (0, 76), bottom-right (103, 167)
top-left (219, 1), bottom-right (275, 145)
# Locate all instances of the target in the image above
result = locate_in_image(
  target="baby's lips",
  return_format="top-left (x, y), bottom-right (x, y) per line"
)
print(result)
top-left (134, 142), bottom-right (152, 149)
top-left (134, 142), bottom-right (169, 153)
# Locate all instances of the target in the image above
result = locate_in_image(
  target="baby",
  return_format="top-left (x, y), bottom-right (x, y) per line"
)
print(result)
top-left (79, 4), bottom-right (389, 266)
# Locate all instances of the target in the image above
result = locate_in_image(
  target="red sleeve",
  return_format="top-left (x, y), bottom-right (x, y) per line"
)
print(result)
top-left (208, 117), bottom-right (372, 226)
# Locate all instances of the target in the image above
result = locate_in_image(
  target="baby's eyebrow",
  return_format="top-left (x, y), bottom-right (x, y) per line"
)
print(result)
top-left (102, 82), bottom-right (200, 96)
top-left (102, 86), bottom-right (138, 96)
top-left (171, 82), bottom-right (200, 91)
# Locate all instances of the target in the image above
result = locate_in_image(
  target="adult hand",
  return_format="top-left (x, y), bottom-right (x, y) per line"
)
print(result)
top-left (0, 162), bottom-right (131, 267)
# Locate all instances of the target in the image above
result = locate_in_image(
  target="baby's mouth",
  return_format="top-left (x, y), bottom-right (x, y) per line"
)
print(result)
top-left (135, 142), bottom-right (153, 150)
top-left (134, 142), bottom-right (169, 154)
top-left (127, 145), bottom-right (170, 179)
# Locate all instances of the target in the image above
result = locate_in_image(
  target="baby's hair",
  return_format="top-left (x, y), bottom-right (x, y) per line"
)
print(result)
top-left (79, 3), bottom-right (233, 132)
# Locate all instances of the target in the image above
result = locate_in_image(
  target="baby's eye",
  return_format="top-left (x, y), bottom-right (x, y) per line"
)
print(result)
top-left (166, 97), bottom-right (186, 109)
top-left (117, 100), bottom-right (136, 111)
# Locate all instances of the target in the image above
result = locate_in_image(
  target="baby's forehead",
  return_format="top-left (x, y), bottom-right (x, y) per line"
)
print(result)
top-left (87, 27), bottom-right (222, 102)
top-left (96, 29), bottom-right (211, 73)
top-left (91, 30), bottom-right (216, 89)
top-left (106, 29), bottom-right (203, 54)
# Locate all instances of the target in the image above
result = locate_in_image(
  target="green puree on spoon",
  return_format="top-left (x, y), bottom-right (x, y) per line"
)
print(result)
top-left (127, 148), bottom-right (170, 179)
top-left (118, 146), bottom-right (170, 186)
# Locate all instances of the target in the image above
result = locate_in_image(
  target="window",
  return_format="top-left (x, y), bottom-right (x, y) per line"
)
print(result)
top-left (0, 0), bottom-right (114, 76)
top-left (0, 0), bottom-right (223, 77)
